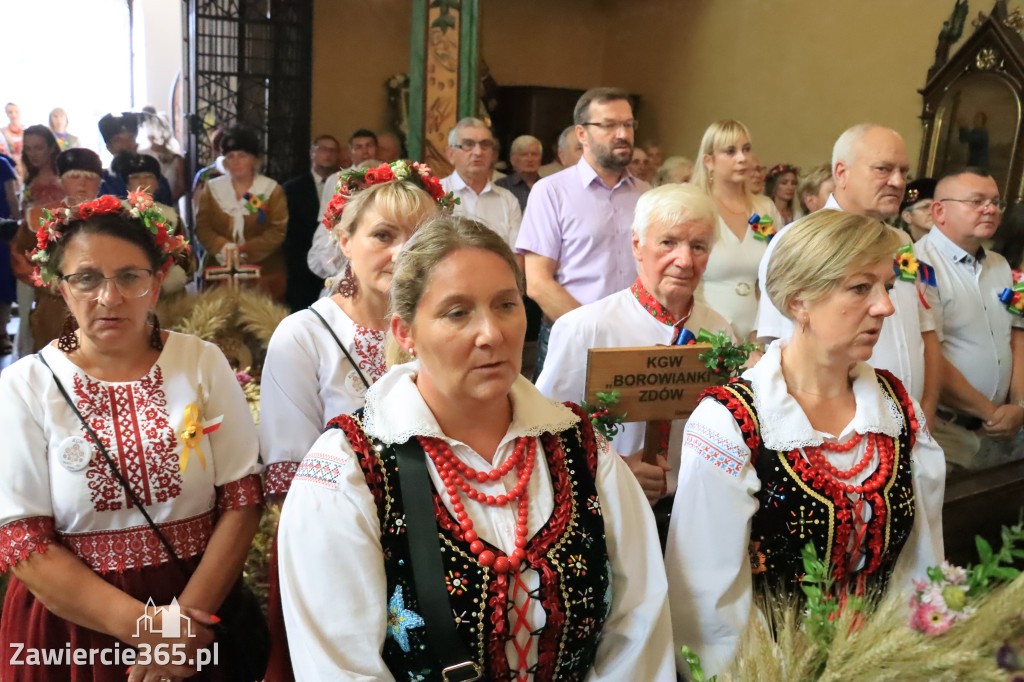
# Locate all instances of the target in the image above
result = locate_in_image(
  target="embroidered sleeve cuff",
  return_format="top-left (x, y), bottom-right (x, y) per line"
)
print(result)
top-left (264, 461), bottom-right (300, 496)
top-left (0, 516), bottom-right (56, 573)
top-left (216, 473), bottom-right (264, 513)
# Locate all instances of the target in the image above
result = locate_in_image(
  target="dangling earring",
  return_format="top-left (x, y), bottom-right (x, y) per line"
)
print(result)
top-left (58, 314), bottom-right (80, 353)
top-left (149, 311), bottom-right (164, 351)
top-left (338, 261), bottom-right (359, 298)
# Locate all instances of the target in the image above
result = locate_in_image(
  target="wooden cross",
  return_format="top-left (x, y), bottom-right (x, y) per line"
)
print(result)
top-left (585, 345), bottom-right (718, 463)
top-left (204, 243), bottom-right (261, 290)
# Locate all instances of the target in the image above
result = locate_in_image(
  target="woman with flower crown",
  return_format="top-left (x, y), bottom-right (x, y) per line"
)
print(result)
top-left (259, 159), bottom-right (444, 682)
top-left (0, 191), bottom-right (264, 682)
top-left (195, 125), bottom-right (289, 302)
top-left (665, 210), bottom-right (945, 679)
top-left (277, 215), bottom-right (675, 681)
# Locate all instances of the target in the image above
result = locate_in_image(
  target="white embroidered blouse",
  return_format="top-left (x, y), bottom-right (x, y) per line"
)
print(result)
top-left (0, 333), bottom-right (263, 574)
top-left (664, 341), bottom-right (946, 678)
top-left (259, 296), bottom-right (387, 495)
top-left (278, 361), bottom-right (676, 681)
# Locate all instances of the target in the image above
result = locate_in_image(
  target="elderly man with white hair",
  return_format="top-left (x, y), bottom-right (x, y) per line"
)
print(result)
top-left (537, 183), bottom-right (735, 505)
top-left (441, 117), bottom-right (522, 248)
top-left (496, 134), bottom-right (543, 211)
top-left (755, 123), bottom-right (940, 423)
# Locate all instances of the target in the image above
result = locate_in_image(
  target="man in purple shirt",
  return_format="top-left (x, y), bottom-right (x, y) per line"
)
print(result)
top-left (515, 87), bottom-right (649, 377)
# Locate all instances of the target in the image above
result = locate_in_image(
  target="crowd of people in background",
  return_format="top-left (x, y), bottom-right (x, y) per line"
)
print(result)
top-left (1, 83), bottom-right (1023, 680)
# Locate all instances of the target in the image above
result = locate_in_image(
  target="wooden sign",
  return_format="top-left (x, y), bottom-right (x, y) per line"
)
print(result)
top-left (584, 344), bottom-right (720, 423)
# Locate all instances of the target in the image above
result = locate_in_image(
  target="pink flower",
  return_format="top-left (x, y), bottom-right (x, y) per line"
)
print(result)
top-left (127, 188), bottom-right (154, 212)
top-left (911, 600), bottom-right (954, 635)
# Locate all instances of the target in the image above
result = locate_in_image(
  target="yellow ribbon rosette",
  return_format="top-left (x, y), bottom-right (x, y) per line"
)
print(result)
top-left (178, 404), bottom-right (223, 472)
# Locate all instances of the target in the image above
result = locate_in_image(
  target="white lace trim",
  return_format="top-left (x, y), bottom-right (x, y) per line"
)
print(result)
top-left (751, 341), bottom-right (903, 451)
top-left (362, 361), bottom-right (579, 446)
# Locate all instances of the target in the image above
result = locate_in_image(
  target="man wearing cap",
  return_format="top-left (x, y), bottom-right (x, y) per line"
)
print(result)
top-left (12, 148), bottom-right (104, 352)
top-left (97, 112), bottom-right (173, 205)
top-left (901, 178), bottom-right (937, 242)
top-left (915, 167), bottom-right (1024, 470)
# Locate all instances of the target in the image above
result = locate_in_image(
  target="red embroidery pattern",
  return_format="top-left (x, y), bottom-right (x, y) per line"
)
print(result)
top-left (216, 474), bottom-right (264, 513)
top-left (264, 461), bottom-right (300, 496)
top-left (328, 414), bottom-right (386, 510)
top-left (58, 511), bottom-right (214, 573)
top-left (73, 367), bottom-right (182, 512)
top-left (0, 516), bottom-right (55, 572)
top-left (352, 324), bottom-right (386, 383)
top-left (630, 277), bottom-right (675, 325)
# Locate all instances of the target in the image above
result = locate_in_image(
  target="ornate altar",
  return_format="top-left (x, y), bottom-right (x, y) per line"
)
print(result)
top-left (918, 1), bottom-right (1024, 203)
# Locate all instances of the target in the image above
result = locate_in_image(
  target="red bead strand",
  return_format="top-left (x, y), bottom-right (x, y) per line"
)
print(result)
top-left (419, 435), bottom-right (536, 574)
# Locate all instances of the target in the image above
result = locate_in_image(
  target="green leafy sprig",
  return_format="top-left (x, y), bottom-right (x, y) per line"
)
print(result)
top-left (696, 329), bottom-right (757, 379)
top-left (580, 390), bottom-right (626, 443)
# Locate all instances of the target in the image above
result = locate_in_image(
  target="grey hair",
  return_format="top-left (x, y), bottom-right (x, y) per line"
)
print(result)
top-left (447, 117), bottom-right (491, 147)
top-left (831, 123), bottom-right (900, 173)
top-left (631, 183), bottom-right (717, 245)
top-left (510, 135), bottom-right (542, 156)
top-left (556, 125), bottom-right (575, 153)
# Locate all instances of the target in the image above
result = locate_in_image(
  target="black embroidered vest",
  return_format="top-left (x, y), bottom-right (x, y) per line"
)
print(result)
top-left (326, 403), bottom-right (612, 681)
top-left (702, 369), bottom-right (918, 595)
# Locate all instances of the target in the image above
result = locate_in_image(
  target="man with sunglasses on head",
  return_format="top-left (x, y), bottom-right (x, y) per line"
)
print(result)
top-left (515, 87), bottom-right (649, 379)
top-left (440, 118), bottom-right (522, 249)
top-left (914, 167), bottom-right (1024, 470)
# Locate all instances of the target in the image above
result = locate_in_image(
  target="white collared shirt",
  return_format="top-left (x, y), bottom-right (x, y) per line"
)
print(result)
top-left (915, 227), bottom-right (1023, 404)
top-left (278, 362), bottom-right (676, 681)
top-left (664, 341), bottom-right (945, 678)
top-left (754, 194), bottom-right (934, 400)
top-left (441, 171), bottom-right (523, 248)
top-left (537, 288), bottom-right (735, 495)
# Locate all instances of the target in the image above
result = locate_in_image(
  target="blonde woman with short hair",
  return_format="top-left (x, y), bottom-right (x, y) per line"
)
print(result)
top-left (691, 120), bottom-right (782, 340)
top-left (666, 209), bottom-right (946, 678)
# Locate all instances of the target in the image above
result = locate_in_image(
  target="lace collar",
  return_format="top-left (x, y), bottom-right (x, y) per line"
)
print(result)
top-left (362, 361), bottom-right (580, 446)
top-left (745, 341), bottom-right (903, 451)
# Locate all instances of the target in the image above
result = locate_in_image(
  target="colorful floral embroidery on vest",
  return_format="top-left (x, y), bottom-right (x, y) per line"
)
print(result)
top-left (332, 406), bottom-right (610, 681)
top-left (703, 372), bottom-right (916, 594)
top-left (73, 367), bottom-right (181, 512)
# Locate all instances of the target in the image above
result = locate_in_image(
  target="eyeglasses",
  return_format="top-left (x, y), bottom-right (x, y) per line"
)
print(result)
top-left (580, 120), bottom-right (639, 133)
top-left (59, 268), bottom-right (155, 300)
top-left (938, 197), bottom-right (1006, 212)
top-left (451, 139), bottom-right (498, 152)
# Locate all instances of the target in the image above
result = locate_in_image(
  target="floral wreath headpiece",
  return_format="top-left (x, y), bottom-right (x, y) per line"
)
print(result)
top-left (29, 189), bottom-right (190, 287)
top-left (767, 163), bottom-right (798, 179)
top-left (321, 159), bottom-right (459, 234)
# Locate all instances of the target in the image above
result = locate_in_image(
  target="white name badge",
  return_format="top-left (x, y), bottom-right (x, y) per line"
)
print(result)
top-left (345, 369), bottom-right (368, 396)
top-left (58, 436), bottom-right (93, 472)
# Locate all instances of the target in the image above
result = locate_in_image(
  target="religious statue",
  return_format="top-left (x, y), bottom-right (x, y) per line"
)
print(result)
top-left (932, 0), bottom-right (970, 72)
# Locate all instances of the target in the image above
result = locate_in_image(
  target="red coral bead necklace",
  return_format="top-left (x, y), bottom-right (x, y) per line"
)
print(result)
top-left (418, 435), bottom-right (536, 574)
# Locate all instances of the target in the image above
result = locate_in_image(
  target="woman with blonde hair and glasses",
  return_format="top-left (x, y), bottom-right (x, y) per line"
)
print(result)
top-left (666, 210), bottom-right (945, 678)
top-left (279, 216), bottom-right (674, 681)
top-left (691, 120), bottom-right (782, 341)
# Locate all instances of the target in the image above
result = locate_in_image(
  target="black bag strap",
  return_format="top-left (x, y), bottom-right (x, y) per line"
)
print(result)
top-left (39, 353), bottom-right (193, 578)
top-left (308, 305), bottom-right (370, 390)
top-left (393, 438), bottom-right (482, 682)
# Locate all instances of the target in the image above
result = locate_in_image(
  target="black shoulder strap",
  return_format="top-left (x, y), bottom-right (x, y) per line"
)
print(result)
top-left (307, 305), bottom-right (370, 390)
top-left (38, 352), bottom-right (193, 578)
top-left (393, 437), bottom-right (482, 682)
